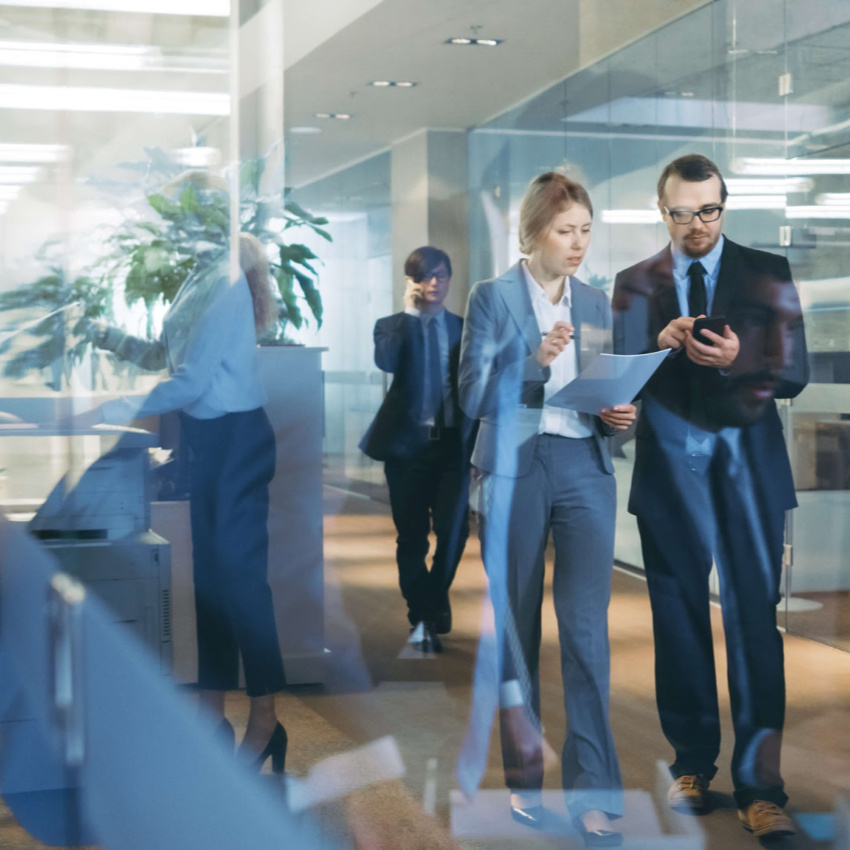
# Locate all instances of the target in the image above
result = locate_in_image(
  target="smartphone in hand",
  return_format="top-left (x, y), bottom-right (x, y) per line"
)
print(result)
top-left (693, 316), bottom-right (727, 346)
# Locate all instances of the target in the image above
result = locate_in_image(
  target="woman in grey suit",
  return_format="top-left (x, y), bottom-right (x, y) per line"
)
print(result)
top-left (459, 173), bottom-right (635, 846)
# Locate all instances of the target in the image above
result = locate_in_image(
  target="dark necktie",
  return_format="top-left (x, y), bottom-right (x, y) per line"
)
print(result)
top-left (688, 261), bottom-right (707, 317)
top-left (426, 316), bottom-right (444, 426)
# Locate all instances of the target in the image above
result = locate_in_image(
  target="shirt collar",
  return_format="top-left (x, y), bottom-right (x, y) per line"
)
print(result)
top-left (671, 234), bottom-right (725, 281)
top-left (405, 306), bottom-right (446, 323)
top-left (521, 260), bottom-right (571, 307)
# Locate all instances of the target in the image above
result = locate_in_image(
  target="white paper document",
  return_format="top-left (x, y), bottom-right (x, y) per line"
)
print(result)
top-left (548, 349), bottom-right (671, 414)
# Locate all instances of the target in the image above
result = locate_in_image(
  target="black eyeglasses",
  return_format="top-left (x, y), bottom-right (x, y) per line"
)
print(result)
top-left (664, 205), bottom-right (724, 224)
top-left (417, 271), bottom-right (450, 284)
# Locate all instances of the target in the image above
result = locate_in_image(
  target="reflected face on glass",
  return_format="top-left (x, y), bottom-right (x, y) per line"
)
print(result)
top-left (532, 204), bottom-right (592, 279)
top-left (722, 277), bottom-right (803, 426)
top-left (659, 174), bottom-right (725, 259)
top-left (415, 262), bottom-right (451, 307)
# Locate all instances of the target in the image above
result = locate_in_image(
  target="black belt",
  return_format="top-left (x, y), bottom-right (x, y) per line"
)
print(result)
top-left (420, 425), bottom-right (458, 441)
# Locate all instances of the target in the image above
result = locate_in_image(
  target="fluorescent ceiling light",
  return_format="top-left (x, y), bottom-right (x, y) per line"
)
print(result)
top-left (726, 177), bottom-right (812, 195)
top-left (289, 126), bottom-right (321, 135)
top-left (315, 113), bottom-right (351, 120)
top-left (725, 195), bottom-right (787, 210)
top-left (0, 0), bottom-right (228, 15)
top-left (0, 40), bottom-right (226, 73)
top-left (733, 157), bottom-right (850, 175)
top-left (815, 193), bottom-right (850, 206)
top-left (0, 143), bottom-right (68, 163)
top-left (369, 80), bottom-right (417, 88)
top-left (173, 146), bottom-right (221, 167)
top-left (446, 37), bottom-right (502, 46)
top-left (0, 165), bottom-right (40, 183)
top-left (600, 209), bottom-right (662, 224)
top-left (0, 84), bottom-right (229, 115)
top-left (0, 185), bottom-right (23, 200)
top-left (786, 205), bottom-right (850, 219)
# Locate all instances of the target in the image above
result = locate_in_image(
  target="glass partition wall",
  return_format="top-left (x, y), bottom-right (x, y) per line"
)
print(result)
top-left (465, 0), bottom-right (850, 651)
top-left (0, 2), bottom-right (233, 515)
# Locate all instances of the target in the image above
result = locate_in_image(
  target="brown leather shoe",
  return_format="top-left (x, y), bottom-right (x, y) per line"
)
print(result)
top-left (738, 800), bottom-right (795, 838)
top-left (667, 774), bottom-right (710, 813)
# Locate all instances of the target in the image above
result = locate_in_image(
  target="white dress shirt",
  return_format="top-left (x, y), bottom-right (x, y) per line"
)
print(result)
top-left (521, 262), bottom-right (593, 439)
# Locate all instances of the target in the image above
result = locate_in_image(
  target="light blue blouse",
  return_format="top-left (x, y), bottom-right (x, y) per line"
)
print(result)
top-left (102, 258), bottom-right (266, 424)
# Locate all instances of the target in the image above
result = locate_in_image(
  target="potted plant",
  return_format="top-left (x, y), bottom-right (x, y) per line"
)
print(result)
top-left (0, 147), bottom-right (332, 381)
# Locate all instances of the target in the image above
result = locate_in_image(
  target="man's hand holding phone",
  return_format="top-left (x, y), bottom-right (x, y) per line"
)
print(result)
top-left (403, 277), bottom-right (424, 310)
top-left (685, 315), bottom-right (739, 368)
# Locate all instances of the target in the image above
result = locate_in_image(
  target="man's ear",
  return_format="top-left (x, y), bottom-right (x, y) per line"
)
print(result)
top-left (657, 200), bottom-right (666, 218)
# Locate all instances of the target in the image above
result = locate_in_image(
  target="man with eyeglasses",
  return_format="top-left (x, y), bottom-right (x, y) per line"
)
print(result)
top-left (360, 246), bottom-right (475, 653)
top-left (612, 154), bottom-right (808, 840)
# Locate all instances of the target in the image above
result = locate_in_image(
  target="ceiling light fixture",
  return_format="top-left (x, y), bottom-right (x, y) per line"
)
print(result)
top-left (724, 195), bottom-right (787, 210)
top-left (0, 143), bottom-right (68, 163)
top-left (446, 37), bottom-right (502, 46)
top-left (0, 83), bottom-right (229, 115)
top-left (369, 80), bottom-right (417, 88)
top-left (733, 157), bottom-right (850, 176)
top-left (315, 112), bottom-right (351, 120)
top-left (815, 193), bottom-right (850, 206)
top-left (173, 146), bottom-right (221, 167)
top-left (0, 165), bottom-right (40, 183)
top-left (0, 0), bottom-right (228, 16)
top-left (0, 39), bottom-right (226, 73)
top-left (726, 177), bottom-right (813, 195)
top-left (786, 205), bottom-right (850, 219)
top-left (289, 126), bottom-right (321, 135)
top-left (600, 209), bottom-right (662, 224)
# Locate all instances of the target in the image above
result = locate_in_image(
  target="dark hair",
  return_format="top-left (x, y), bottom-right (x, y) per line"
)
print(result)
top-left (657, 154), bottom-right (728, 204)
top-left (404, 246), bottom-right (452, 282)
top-left (519, 172), bottom-right (593, 255)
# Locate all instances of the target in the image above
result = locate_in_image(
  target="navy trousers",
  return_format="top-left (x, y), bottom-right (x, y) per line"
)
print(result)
top-left (181, 408), bottom-right (286, 697)
top-left (637, 438), bottom-right (787, 808)
top-left (384, 428), bottom-right (470, 625)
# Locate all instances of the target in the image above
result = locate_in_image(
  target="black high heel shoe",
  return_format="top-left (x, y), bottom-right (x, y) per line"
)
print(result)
top-left (253, 722), bottom-right (288, 774)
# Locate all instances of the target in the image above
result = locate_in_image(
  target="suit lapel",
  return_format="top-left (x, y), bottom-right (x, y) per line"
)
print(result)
top-left (650, 247), bottom-right (680, 324)
top-left (447, 312), bottom-right (463, 418)
top-left (495, 263), bottom-right (542, 356)
top-left (570, 277), bottom-right (588, 371)
top-left (712, 237), bottom-right (739, 318)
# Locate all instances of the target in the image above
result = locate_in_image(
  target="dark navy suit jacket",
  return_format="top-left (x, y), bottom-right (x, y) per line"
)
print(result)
top-left (360, 310), bottom-right (475, 462)
top-left (612, 238), bottom-right (809, 519)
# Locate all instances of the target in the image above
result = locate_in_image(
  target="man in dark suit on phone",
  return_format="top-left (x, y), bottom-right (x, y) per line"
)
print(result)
top-left (360, 246), bottom-right (474, 653)
top-left (612, 154), bottom-right (808, 841)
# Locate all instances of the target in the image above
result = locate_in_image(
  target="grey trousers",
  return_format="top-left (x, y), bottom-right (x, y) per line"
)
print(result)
top-left (487, 434), bottom-right (623, 818)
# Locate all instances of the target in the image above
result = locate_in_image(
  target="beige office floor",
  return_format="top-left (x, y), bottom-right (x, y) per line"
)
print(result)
top-left (2, 484), bottom-right (849, 849)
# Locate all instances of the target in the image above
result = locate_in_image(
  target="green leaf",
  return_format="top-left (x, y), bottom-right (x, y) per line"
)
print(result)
top-left (279, 243), bottom-right (318, 263)
top-left (179, 183), bottom-right (201, 215)
top-left (274, 268), bottom-right (303, 330)
top-left (294, 270), bottom-right (323, 327)
top-left (311, 225), bottom-right (333, 242)
top-left (284, 200), bottom-right (328, 226)
top-left (147, 193), bottom-right (182, 219)
top-left (240, 159), bottom-right (263, 194)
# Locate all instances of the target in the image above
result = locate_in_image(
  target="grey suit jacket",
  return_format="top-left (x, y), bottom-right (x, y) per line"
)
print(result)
top-left (459, 262), bottom-right (615, 478)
